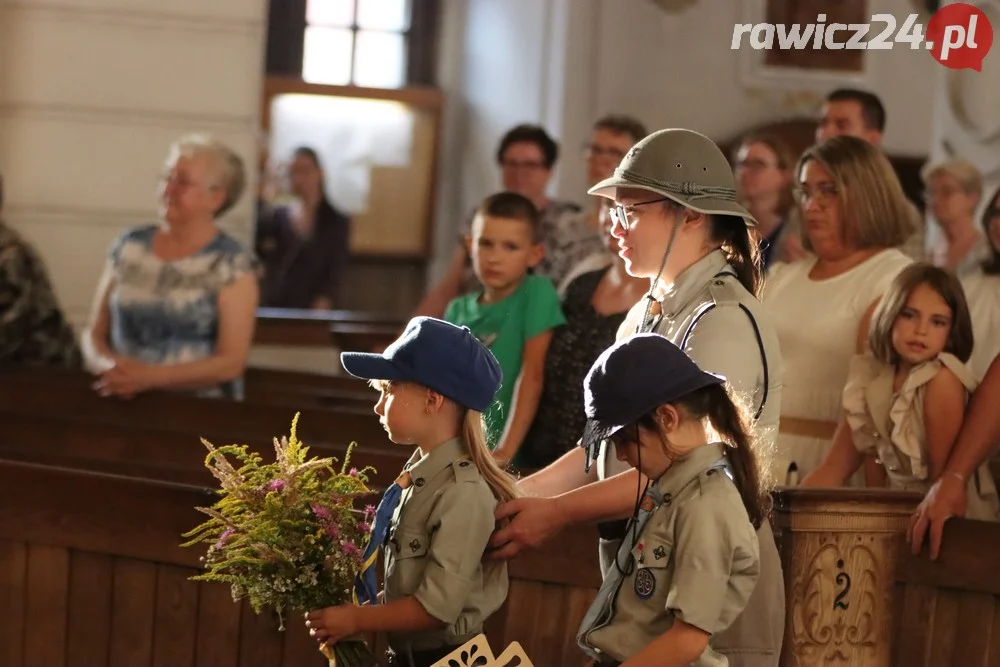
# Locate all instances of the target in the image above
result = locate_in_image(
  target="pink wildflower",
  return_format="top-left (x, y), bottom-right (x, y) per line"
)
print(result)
top-left (363, 504), bottom-right (376, 519)
top-left (349, 468), bottom-right (359, 477)
top-left (215, 528), bottom-right (234, 550)
top-left (326, 523), bottom-right (341, 540)
top-left (342, 540), bottom-right (361, 558)
top-left (268, 479), bottom-right (286, 492)
top-left (311, 503), bottom-right (331, 520)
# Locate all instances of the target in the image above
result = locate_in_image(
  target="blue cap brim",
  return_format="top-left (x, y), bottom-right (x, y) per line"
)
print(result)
top-left (580, 419), bottom-right (628, 474)
top-left (340, 352), bottom-right (406, 382)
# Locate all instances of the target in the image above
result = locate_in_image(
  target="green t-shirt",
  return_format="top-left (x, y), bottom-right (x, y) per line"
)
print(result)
top-left (444, 275), bottom-right (567, 463)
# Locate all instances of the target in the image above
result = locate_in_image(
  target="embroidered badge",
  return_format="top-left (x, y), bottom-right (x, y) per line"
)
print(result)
top-left (653, 546), bottom-right (667, 561)
top-left (634, 568), bottom-right (656, 600)
top-left (409, 539), bottom-right (421, 553)
top-left (640, 496), bottom-right (655, 512)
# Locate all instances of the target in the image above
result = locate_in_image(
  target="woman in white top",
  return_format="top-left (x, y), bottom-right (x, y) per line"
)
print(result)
top-left (764, 136), bottom-right (915, 485)
top-left (923, 159), bottom-right (989, 277)
top-left (961, 185), bottom-right (1000, 382)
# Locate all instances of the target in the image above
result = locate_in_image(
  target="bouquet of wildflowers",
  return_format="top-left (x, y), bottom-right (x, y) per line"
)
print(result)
top-left (181, 413), bottom-right (377, 667)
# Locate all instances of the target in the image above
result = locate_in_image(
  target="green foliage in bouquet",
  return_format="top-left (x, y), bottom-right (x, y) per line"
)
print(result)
top-left (181, 413), bottom-right (378, 666)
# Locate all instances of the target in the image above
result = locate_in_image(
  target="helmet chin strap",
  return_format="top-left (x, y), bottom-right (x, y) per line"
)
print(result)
top-left (637, 218), bottom-right (681, 334)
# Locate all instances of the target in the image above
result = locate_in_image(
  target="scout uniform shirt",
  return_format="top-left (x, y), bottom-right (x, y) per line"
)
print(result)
top-left (383, 438), bottom-right (509, 653)
top-left (578, 443), bottom-right (760, 666)
top-left (600, 249), bottom-right (786, 667)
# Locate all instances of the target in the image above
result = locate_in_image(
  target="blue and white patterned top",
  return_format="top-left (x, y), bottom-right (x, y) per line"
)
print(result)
top-left (107, 224), bottom-right (255, 400)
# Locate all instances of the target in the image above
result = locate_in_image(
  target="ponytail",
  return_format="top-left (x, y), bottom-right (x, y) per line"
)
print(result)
top-left (461, 410), bottom-right (519, 506)
top-left (674, 384), bottom-right (772, 529)
top-left (710, 214), bottom-right (764, 299)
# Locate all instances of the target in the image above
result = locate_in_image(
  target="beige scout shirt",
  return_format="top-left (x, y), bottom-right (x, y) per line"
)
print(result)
top-left (383, 438), bottom-right (509, 652)
top-left (579, 443), bottom-right (760, 666)
top-left (599, 249), bottom-right (786, 667)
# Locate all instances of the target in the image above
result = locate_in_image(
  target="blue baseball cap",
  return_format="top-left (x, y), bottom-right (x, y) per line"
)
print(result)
top-left (580, 333), bottom-right (726, 472)
top-left (340, 317), bottom-right (502, 413)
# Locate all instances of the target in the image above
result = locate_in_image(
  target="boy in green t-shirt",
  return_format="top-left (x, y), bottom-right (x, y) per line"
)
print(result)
top-left (444, 192), bottom-right (566, 468)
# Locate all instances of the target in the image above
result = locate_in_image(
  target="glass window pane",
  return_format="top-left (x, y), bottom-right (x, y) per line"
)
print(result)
top-left (306, 0), bottom-right (355, 27)
top-left (356, 0), bottom-right (410, 31)
top-left (353, 30), bottom-right (405, 88)
top-left (303, 27), bottom-right (353, 86)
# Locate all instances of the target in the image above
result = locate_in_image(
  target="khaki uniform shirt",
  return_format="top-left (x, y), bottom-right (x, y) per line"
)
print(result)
top-left (578, 444), bottom-right (760, 666)
top-left (599, 249), bottom-right (786, 667)
top-left (383, 438), bottom-right (508, 653)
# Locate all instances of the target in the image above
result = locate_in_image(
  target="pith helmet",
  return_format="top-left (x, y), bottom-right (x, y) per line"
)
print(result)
top-left (588, 128), bottom-right (757, 226)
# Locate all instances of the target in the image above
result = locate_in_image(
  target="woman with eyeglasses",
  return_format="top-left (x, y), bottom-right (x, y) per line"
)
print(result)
top-left (732, 132), bottom-right (797, 270)
top-left (763, 135), bottom-right (915, 486)
top-left (491, 128), bottom-right (786, 667)
top-left (922, 159), bottom-right (989, 277)
top-left (81, 134), bottom-right (258, 400)
top-left (961, 185), bottom-right (1000, 382)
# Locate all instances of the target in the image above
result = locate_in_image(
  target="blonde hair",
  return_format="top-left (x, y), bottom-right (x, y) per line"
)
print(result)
top-left (369, 379), bottom-right (519, 506)
top-left (798, 136), bottom-right (915, 251)
top-left (921, 158), bottom-right (983, 197)
top-left (167, 133), bottom-right (246, 218)
top-left (462, 411), bottom-right (519, 505)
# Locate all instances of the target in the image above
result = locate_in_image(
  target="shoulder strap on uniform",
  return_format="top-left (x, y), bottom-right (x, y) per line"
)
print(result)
top-left (679, 271), bottom-right (770, 421)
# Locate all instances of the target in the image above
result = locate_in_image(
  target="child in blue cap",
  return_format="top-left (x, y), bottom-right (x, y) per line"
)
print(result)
top-left (576, 333), bottom-right (770, 667)
top-left (305, 317), bottom-right (518, 667)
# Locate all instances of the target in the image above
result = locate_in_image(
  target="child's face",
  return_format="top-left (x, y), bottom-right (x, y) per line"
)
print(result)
top-left (891, 283), bottom-right (953, 366)
top-left (611, 424), bottom-right (675, 480)
top-left (470, 215), bottom-right (542, 292)
top-left (373, 381), bottom-right (426, 445)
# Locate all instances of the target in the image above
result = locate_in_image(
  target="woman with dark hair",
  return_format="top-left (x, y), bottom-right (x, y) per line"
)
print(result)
top-left (491, 129), bottom-right (786, 667)
top-left (256, 147), bottom-right (351, 310)
top-left (961, 184), bottom-right (1000, 381)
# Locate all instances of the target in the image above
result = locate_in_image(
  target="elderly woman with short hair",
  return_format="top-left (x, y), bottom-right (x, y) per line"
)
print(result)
top-left (82, 134), bottom-right (258, 400)
top-left (923, 158), bottom-right (988, 276)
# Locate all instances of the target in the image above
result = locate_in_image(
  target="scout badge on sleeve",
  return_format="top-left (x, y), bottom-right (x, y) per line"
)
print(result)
top-left (634, 567), bottom-right (656, 600)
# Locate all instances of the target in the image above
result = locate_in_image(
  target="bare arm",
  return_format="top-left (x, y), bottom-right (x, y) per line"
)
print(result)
top-left (81, 261), bottom-right (122, 372)
top-left (622, 620), bottom-right (710, 667)
top-left (923, 366), bottom-right (968, 482)
top-left (858, 298), bottom-right (887, 487)
top-left (410, 245), bottom-right (467, 319)
top-left (800, 415), bottom-right (865, 487)
top-left (909, 354), bottom-right (1000, 559)
top-left (517, 446), bottom-right (597, 497)
top-left (555, 466), bottom-right (647, 525)
top-left (493, 331), bottom-right (551, 464)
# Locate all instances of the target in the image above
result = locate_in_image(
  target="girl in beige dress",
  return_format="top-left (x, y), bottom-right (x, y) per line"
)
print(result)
top-left (802, 263), bottom-right (1000, 521)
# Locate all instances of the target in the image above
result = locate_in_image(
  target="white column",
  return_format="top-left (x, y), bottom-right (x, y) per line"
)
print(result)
top-left (0, 0), bottom-right (268, 330)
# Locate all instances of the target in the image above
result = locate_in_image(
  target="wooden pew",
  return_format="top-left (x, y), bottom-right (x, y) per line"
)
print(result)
top-left (0, 366), bottom-right (407, 492)
top-left (0, 460), bottom-right (346, 667)
top-left (0, 367), bottom-right (388, 450)
top-left (255, 307), bottom-right (404, 350)
top-left (0, 459), bottom-right (601, 667)
top-left (892, 518), bottom-right (1000, 666)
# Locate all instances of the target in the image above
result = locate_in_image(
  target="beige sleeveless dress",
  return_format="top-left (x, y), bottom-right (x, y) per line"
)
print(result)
top-left (842, 352), bottom-right (1000, 521)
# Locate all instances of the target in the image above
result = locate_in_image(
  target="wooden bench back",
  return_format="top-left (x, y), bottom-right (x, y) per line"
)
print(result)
top-left (892, 518), bottom-right (1000, 666)
top-left (0, 461), bottom-right (335, 667)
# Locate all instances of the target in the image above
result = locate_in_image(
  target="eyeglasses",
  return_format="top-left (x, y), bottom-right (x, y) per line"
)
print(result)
top-left (608, 197), bottom-right (672, 231)
top-left (584, 144), bottom-right (627, 160)
top-left (500, 160), bottom-right (546, 171)
top-left (736, 158), bottom-right (780, 172)
top-left (792, 183), bottom-right (839, 207)
top-left (922, 187), bottom-right (961, 202)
